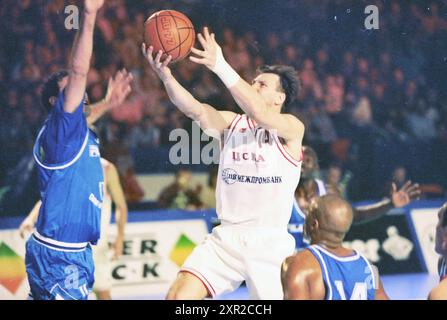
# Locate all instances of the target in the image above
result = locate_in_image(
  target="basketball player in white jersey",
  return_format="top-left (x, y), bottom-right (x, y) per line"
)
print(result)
top-left (19, 158), bottom-right (128, 300)
top-left (429, 203), bottom-right (447, 300)
top-left (142, 27), bottom-right (305, 299)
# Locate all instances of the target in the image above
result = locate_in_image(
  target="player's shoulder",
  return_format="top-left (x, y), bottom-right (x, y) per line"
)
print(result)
top-left (283, 249), bottom-right (321, 276)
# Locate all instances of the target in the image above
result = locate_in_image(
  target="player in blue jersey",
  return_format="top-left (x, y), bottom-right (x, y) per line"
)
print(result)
top-left (428, 203), bottom-right (447, 300)
top-left (288, 145), bottom-right (421, 251)
top-left (24, 0), bottom-right (131, 300)
top-left (282, 194), bottom-right (389, 300)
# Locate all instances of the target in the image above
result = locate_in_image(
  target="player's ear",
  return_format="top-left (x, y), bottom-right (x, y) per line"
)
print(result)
top-left (275, 92), bottom-right (286, 106)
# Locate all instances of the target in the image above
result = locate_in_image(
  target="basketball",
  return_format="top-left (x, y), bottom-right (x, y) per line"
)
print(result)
top-left (144, 10), bottom-right (195, 62)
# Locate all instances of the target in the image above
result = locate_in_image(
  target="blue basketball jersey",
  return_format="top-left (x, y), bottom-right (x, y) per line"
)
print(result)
top-left (288, 179), bottom-right (327, 250)
top-left (308, 244), bottom-right (377, 300)
top-left (32, 91), bottom-right (104, 246)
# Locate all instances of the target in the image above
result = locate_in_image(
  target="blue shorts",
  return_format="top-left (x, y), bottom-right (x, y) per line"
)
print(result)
top-left (25, 235), bottom-right (95, 300)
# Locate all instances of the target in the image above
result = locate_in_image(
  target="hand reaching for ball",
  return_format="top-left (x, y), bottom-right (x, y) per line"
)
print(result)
top-left (189, 27), bottom-right (223, 72)
top-left (142, 43), bottom-right (173, 83)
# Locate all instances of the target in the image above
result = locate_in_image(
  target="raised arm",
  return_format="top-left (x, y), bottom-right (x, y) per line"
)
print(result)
top-left (106, 162), bottom-right (128, 260)
top-left (141, 44), bottom-right (236, 139)
top-left (352, 181), bottom-right (421, 223)
top-left (64, 0), bottom-right (104, 113)
top-left (189, 27), bottom-right (304, 143)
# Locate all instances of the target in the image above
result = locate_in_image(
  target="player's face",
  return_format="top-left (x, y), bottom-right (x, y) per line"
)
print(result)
top-left (251, 73), bottom-right (284, 108)
top-left (435, 204), bottom-right (447, 256)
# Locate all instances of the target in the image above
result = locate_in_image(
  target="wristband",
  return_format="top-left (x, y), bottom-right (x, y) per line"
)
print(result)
top-left (212, 50), bottom-right (240, 88)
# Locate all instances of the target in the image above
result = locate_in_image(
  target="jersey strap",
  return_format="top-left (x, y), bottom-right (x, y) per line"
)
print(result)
top-left (33, 125), bottom-right (90, 170)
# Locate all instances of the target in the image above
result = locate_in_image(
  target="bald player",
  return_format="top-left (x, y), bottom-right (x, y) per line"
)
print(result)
top-left (282, 195), bottom-right (389, 300)
top-left (428, 203), bottom-right (447, 300)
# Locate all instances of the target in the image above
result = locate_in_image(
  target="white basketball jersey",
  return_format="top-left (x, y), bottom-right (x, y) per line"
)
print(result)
top-left (100, 158), bottom-right (112, 243)
top-left (216, 114), bottom-right (302, 228)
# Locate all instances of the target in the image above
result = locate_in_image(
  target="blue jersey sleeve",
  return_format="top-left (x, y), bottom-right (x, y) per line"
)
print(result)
top-left (41, 90), bottom-right (87, 165)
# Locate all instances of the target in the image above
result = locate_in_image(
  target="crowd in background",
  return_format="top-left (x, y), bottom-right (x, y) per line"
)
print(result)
top-left (1, 0), bottom-right (447, 212)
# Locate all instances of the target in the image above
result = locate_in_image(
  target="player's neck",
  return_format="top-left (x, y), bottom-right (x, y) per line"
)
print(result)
top-left (315, 241), bottom-right (353, 257)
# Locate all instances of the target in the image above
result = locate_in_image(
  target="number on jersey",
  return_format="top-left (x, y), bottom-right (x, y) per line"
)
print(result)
top-left (334, 281), bottom-right (367, 300)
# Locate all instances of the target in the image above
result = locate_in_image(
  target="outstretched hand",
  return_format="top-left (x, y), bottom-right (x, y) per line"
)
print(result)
top-left (141, 43), bottom-right (173, 82)
top-left (105, 69), bottom-right (133, 108)
top-left (189, 27), bottom-right (222, 71)
top-left (391, 181), bottom-right (421, 208)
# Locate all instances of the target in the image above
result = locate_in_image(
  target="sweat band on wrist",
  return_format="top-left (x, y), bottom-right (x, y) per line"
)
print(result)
top-left (212, 52), bottom-right (240, 88)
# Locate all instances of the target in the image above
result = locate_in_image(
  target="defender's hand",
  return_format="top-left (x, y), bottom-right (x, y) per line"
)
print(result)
top-left (142, 43), bottom-right (173, 83)
top-left (105, 69), bottom-right (133, 108)
top-left (391, 181), bottom-right (421, 208)
top-left (189, 27), bottom-right (222, 71)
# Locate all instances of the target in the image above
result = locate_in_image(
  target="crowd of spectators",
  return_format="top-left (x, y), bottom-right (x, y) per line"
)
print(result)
top-left (1, 0), bottom-right (447, 203)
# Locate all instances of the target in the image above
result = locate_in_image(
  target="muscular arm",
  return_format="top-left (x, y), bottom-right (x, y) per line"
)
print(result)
top-left (281, 251), bottom-right (325, 300)
top-left (64, 5), bottom-right (100, 113)
top-left (142, 44), bottom-right (236, 139)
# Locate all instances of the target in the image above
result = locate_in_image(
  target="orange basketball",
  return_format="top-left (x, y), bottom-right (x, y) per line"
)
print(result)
top-left (144, 10), bottom-right (195, 62)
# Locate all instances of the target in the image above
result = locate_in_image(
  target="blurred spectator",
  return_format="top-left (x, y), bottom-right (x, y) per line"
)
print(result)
top-left (326, 164), bottom-right (353, 200)
top-left (128, 116), bottom-right (160, 149)
top-left (158, 169), bottom-right (202, 210)
top-left (406, 99), bottom-right (439, 141)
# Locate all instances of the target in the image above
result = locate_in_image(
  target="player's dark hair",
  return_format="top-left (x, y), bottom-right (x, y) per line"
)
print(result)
top-left (40, 70), bottom-right (69, 112)
top-left (257, 65), bottom-right (301, 108)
